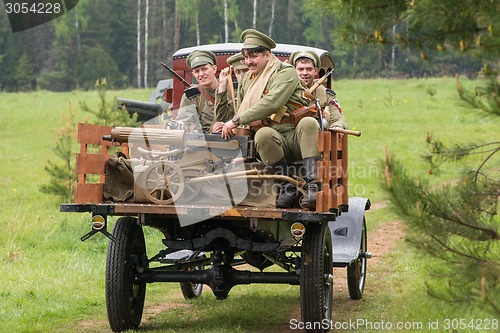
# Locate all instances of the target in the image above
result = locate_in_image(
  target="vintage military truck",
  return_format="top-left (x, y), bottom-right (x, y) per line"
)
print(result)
top-left (61, 43), bottom-right (370, 333)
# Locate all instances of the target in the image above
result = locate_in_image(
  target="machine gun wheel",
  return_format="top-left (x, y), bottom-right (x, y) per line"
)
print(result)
top-left (300, 222), bottom-right (333, 329)
top-left (177, 169), bottom-right (205, 203)
top-left (106, 217), bottom-right (147, 332)
top-left (143, 160), bottom-right (184, 204)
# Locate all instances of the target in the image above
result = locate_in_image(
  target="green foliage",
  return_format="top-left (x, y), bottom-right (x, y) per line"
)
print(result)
top-left (75, 46), bottom-right (125, 90)
top-left (326, 0), bottom-right (500, 316)
top-left (457, 66), bottom-right (500, 116)
top-left (79, 78), bottom-right (139, 126)
top-left (13, 53), bottom-right (36, 91)
top-left (383, 150), bottom-right (500, 315)
top-left (1, 0), bottom-right (492, 91)
top-left (40, 102), bottom-right (78, 202)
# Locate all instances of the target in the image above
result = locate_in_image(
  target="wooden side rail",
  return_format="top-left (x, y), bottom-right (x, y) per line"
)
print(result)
top-left (74, 123), bottom-right (129, 204)
top-left (316, 130), bottom-right (349, 213)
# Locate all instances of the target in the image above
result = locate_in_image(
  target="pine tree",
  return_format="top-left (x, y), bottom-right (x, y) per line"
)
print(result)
top-left (317, 0), bottom-right (500, 315)
top-left (40, 102), bottom-right (78, 202)
top-left (79, 78), bottom-right (139, 126)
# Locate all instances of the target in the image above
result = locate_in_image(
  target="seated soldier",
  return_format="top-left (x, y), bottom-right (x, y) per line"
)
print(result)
top-left (175, 50), bottom-right (218, 133)
top-left (289, 50), bottom-right (347, 130)
top-left (221, 29), bottom-right (321, 210)
top-left (212, 52), bottom-right (248, 132)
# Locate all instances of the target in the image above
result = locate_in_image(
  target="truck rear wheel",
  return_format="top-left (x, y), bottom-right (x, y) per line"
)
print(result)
top-left (180, 264), bottom-right (204, 299)
top-left (347, 217), bottom-right (367, 300)
top-left (106, 217), bottom-right (147, 332)
top-left (300, 222), bottom-right (333, 332)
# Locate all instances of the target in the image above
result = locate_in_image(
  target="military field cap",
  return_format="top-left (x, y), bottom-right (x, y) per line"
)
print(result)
top-left (186, 50), bottom-right (216, 69)
top-left (240, 28), bottom-right (276, 50)
top-left (289, 50), bottom-right (320, 68)
top-left (227, 53), bottom-right (247, 70)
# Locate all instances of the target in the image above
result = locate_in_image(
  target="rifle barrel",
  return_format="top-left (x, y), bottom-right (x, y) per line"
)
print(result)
top-left (161, 62), bottom-right (192, 87)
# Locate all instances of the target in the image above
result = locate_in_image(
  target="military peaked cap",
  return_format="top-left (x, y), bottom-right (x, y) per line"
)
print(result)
top-left (187, 50), bottom-right (216, 69)
top-left (240, 29), bottom-right (276, 50)
top-left (289, 50), bottom-right (320, 68)
top-left (227, 53), bottom-right (247, 70)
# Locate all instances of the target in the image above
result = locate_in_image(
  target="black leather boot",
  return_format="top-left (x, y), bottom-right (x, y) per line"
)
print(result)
top-left (301, 157), bottom-right (321, 211)
top-left (268, 159), bottom-right (297, 208)
top-left (276, 182), bottom-right (298, 208)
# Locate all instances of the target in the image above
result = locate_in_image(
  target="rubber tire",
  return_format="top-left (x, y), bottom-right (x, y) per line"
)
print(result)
top-left (105, 217), bottom-right (147, 332)
top-left (300, 222), bottom-right (333, 332)
top-left (179, 265), bottom-right (204, 299)
top-left (347, 217), bottom-right (367, 300)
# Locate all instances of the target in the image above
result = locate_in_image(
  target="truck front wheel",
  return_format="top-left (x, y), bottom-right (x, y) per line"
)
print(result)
top-left (300, 222), bottom-right (333, 332)
top-left (106, 217), bottom-right (147, 332)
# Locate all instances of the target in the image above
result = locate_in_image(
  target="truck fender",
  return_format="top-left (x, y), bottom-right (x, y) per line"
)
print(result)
top-left (329, 196), bottom-right (370, 265)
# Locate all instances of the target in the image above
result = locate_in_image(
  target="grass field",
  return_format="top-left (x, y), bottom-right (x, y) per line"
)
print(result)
top-left (0, 78), bottom-right (497, 332)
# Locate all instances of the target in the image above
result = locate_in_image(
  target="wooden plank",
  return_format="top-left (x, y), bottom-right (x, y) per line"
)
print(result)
top-left (76, 153), bottom-right (108, 175)
top-left (342, 134), bottom-right (349, 205)
top-left (110, 203), bottom-right (318, 220)
top-left (75, 183), bottom-right (103, 203)
top-left (78, 123), bottom-right (113, 145)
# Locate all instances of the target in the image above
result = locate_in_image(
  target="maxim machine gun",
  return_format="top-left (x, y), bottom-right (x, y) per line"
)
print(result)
top-left (102, 127), bottom-right (306, 206)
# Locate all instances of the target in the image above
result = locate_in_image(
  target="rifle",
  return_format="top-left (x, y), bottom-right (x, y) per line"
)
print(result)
top-left (161, 62), bottom-right (192, 88)
top-left (160, 61), bottom-right (215, 104)
top-left (309, 69), bottom-right (333, 94)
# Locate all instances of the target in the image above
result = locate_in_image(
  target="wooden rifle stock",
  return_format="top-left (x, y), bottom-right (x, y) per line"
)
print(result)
top-left (309, 69), bottom-right (333, 94)
top-left (330, 127), bottom-right (361, 137)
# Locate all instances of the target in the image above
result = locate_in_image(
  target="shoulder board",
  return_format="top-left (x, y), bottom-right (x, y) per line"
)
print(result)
top-left (326, 88), bottom-right (336, 97)
top-left (184, 86), bottom-right (201, 98)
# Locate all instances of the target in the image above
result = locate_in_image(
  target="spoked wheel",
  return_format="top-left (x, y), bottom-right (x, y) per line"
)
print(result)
top-left (176, 169), bottom-right (204, 203)
top-left (106, 217), bottom-right (148, 332)
top-left (347, 217), bottom-right (367, 300)
top-left (143, 160), bottom-right (184, 204)
top-left (300, 222), bottom-right (333, 332)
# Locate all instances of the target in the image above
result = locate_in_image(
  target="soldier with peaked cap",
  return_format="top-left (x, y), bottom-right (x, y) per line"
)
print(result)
top-left (212, 52), bottom-right (248, 132)
top-left (289, 50), bottom-right (347, 130)
top-left (227, 52), bottom-right (248, 80)
top-left (175, 50), bottom-right (218, 133)
top-left (220, 29), bottom-right (321, 211)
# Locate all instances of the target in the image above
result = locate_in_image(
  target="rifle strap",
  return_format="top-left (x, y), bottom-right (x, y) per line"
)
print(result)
top-left (195, 85), bottom-right (215, 104)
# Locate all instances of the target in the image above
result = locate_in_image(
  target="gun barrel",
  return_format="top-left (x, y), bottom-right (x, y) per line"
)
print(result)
top-left (104, 127), bottom-right (185, 145)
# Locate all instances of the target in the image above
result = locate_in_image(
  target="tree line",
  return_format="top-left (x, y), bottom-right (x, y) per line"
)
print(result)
top-left (0, 0), bottom-right (486, 92)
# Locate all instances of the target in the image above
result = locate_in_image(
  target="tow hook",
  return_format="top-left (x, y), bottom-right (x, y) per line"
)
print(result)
top-left (80, 215), bottom-right (115, 241)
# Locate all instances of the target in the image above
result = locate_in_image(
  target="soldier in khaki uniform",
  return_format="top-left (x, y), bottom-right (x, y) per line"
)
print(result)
top-left (221, 29), bottom-right (321, 210)
top-left (289, 50), bottom-right (347, 130)
top-left (176, 50), bottom-right (218, 133)
top-left (212, 53), bottom-right (247, 132)
top-left (227, 52), bottom-right (248, 80)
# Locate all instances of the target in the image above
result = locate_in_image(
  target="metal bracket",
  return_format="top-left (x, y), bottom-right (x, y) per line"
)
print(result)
top-left (80, 215), bottom-right (115, 242)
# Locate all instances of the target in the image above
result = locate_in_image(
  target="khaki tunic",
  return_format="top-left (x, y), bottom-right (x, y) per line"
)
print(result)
top-left (237, 62), bottom-right (320, 164)
top-left (214, 82), bottom-right (238, 123)
top-left (176, 87), bottom-right (216, 133)
top-left (237, 63), bottom-right (308, 124)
